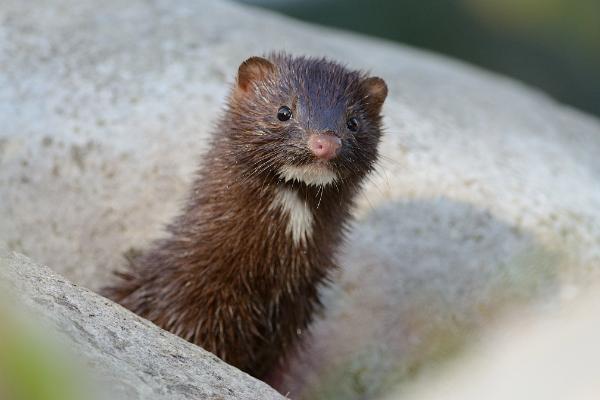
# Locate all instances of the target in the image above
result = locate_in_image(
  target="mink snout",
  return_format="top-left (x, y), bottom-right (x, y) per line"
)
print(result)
top-left (308, 132), bottom-right (342, 160)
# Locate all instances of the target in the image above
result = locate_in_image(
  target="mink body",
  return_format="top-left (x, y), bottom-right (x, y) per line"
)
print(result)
top-left (103, 53), bottom-right (387, 379)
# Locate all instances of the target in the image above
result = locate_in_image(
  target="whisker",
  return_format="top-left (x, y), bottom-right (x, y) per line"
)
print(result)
top-left (316, 185), bottom-right (324, 209)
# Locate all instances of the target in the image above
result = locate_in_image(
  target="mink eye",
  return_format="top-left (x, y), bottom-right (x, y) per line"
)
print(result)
top-left (277, 106), bottom-right (292, 121)
top-left (346, 117), bottom-right (359, 132)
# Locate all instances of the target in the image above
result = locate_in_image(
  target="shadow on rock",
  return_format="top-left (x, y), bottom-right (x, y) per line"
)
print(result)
top-left (277, 197), bottom-right (561, 400)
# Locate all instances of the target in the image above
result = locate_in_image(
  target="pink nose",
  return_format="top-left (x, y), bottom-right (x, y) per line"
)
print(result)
top-left (308, 133), bottom-right (341, 160)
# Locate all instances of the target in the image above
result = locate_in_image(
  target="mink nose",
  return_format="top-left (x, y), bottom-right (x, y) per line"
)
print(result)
top-left (308, 132), bottom-right (341, 160)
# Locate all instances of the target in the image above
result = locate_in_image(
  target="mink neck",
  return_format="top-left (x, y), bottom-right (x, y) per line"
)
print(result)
top-left (212, 141), bottom-right (360, 221)
top-left (226, 158), bottom-right (359, 229)
top-left (173, 147), bottom-right (360, 279)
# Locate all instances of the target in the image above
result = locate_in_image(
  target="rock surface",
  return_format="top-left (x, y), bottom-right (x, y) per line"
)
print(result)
top-left (1, 0), bottom-right (600, 399)
top-left (387, 286), bottom-right (600, 400)
top-left (0, 246), bottom-right (284, 400)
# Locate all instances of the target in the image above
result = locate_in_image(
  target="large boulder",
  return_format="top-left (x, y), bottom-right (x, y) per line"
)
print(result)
top-left (0, 246), bottom-right (284, 400)
top-left (2, 0), bottom-right (600, 399)
top-left (386, 286), bottom-right (600, 400)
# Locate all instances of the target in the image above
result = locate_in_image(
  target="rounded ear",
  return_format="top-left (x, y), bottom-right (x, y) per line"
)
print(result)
top-left (237, 57), bottom-right (276, 92)
top-left (361, 77), bottom-right (388, 113)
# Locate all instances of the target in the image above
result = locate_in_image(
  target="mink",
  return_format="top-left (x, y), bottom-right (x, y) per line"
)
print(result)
top-left (102, 53), bottom-right (388, 379)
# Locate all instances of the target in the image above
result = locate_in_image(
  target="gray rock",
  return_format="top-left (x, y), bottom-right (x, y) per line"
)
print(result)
top-left (385, 286), bottom-right (600, 400)
top-left (1, 0), bottom-right (600, 399)
top-left (0, 245), bottom-right (284, 400)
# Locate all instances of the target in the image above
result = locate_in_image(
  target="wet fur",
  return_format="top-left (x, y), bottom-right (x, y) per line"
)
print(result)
top-left (103, 53), bottom-right (387, 379)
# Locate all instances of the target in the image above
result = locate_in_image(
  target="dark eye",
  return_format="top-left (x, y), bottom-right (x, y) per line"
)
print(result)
top-left (277, 106), bottom-right (292, 121)
top-left (347, 117), bottom-right (359, 132)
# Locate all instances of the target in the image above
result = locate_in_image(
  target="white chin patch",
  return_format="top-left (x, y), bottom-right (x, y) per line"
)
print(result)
top-left (278, 164), bottom-right (338, 186)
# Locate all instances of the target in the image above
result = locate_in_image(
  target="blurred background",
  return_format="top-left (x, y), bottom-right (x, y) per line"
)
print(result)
top-left (237, 0), bottom-right (600, 117)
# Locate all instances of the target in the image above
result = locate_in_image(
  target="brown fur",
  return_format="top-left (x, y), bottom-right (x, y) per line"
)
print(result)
top-left (102, 53), bottom-right (387, 379)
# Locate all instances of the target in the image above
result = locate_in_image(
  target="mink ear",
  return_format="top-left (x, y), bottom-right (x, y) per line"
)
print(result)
top-left (361, 77), bottom-right (388, 113)
top-left (237, 57), bottom-right (276, 92)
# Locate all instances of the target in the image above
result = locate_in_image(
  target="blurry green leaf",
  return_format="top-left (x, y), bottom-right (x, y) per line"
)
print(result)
top-left (0, 310), bottom-right (84, 400)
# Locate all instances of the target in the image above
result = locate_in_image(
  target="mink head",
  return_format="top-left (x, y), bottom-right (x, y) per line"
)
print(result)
top-left (225, 53), bottom-right (387, 188)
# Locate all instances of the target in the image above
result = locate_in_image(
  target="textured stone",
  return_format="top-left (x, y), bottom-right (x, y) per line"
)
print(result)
top-left (0, 246), bottom-right (284, 400)
top-left (386, 287), bottom-right (600, 400)
top-left (1, 0), bottom-right (600, 399)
